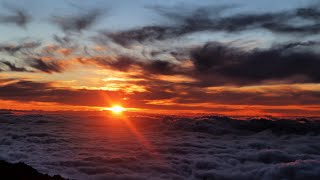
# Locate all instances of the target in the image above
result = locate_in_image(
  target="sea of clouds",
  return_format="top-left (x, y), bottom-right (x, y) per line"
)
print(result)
top-left (0, 111), bottom-right (320, 180)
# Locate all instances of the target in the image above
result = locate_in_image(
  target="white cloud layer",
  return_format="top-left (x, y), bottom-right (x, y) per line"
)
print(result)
top-left (0, 111), bottom-right (320, 180)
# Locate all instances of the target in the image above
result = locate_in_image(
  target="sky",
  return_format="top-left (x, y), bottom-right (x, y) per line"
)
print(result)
top-left (0, 0), bottom-right (319, 116)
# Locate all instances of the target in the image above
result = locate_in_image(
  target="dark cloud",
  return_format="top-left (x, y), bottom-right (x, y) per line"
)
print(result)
top-left (89, 40), bottom-right (320, 86)
top-left (83, 55), bottom-right (185, 75)
top-left (0, 42), bottom-right (68, 74)
top-left (0, 80), bottom-right (125, 107)
top-left (174, 88), bottom-right (320, 106)
top-left (0, 61), bottom-right (31, 72)
top-left (51, 10), bottom-right (102, 33)
top-left (144, 60), bottom-right (182, 75)
top-left (1, 4), bottom-right (317, 87)
top-left (87, 56), bottom-right (140, 71)
top-left (53, 35), bottom-right (72, 45)
top-left (128, 79), bottom-right (320, 109)
top-left (190, 42), bottom-right (237, 72)
top-left (296, 6), bottom-right (320, 20)
top-left (81, 40), bottom-right (320, 86)
top-left (188, 41), bottom-right (320, 86)
top-left (29, 58), bottom-right (65, 73)
top-left (0, 2), bottom-right (318, 117)
top-left (0, 42), bottom-right (40, 55)
top-left (0, 45), bottom-right (23, 55)
top-left (105, 5), bottom-right (237, 46)
top-left (106, 26), bottom-right (173, 47)
top-left (0, 77), bottom-right (318, 114)
top-left (164, 116), bottom-right (320, 135)
top-left (106, 4), bottom-right (320, 46)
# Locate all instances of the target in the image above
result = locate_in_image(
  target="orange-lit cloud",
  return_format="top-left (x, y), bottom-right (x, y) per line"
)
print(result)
top-left (0, 78), bottom-right (319, 116)
top-left (1, 2), bottom-right (320, 117)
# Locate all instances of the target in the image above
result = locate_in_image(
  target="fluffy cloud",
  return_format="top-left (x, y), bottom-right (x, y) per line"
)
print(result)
top-left (0, 112), bottom-right (320, 179)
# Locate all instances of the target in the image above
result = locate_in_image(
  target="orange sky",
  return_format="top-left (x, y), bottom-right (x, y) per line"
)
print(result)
top-left (0, 44), bottom-right (319, 117)
top-left (1, 2), bottom-right (320, 117)
top-left (1, 70), bottom-right (320, 117)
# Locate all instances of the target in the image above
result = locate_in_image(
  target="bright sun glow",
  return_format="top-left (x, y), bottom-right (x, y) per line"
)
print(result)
top-left (108, 105), bottom-right (125, 114)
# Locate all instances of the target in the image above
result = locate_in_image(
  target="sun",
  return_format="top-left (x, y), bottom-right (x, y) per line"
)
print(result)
top-left (108, 105), bottom-right (125, 114)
